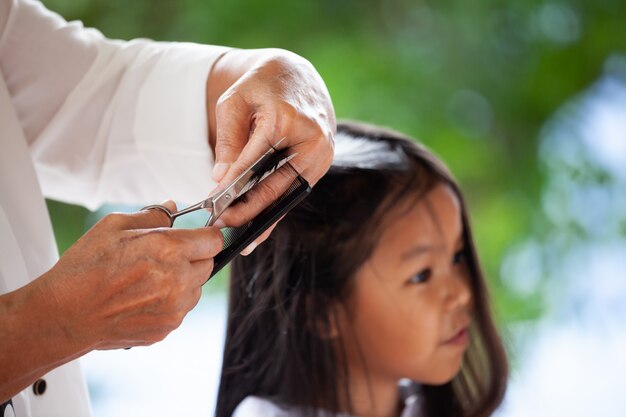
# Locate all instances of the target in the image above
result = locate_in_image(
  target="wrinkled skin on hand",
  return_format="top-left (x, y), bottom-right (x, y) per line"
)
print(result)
top-left (207, 48), bottom-right (335, 249)
top-left (1, 201), bottom-right (224, 400)
top-left (0, 47), bottom-right (334, 403)
top-left (41, 201), bottom-right (223, 350)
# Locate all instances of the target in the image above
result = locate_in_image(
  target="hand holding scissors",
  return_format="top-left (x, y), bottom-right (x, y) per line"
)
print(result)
top-left (141, 137), bottom-right (296, 228)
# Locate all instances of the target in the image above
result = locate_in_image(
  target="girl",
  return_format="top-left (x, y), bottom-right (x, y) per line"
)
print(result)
top-left (216, 121), bottom-right (508, 417)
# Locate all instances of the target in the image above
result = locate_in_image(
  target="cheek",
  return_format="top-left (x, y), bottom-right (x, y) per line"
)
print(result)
top-left (395, 297), bottom-right (442, 361)
top-left (347, 284), bottom-right (442, 374)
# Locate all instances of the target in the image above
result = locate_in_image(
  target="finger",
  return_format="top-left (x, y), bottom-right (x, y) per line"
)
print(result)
top-left (215, 161), bottom-right (296, 227)
top-left (109, 200), bottom-right (178, 231)
top-left (189, 258), bottom-right (215, 287)
top-left (213, 93), bottom-right (251, 182)
top-left (240, 222), bottom-right (277, 256)
top-left (283, 131), bottom-right (333, 186)
top-left (158, 226), bottom-right (225, 262)
top-left (214, 114), bottom-right (281, 188)
top-left (251, 107), bottom-right (333, 187)
top-left (221, 116), bottom-right (330, 192)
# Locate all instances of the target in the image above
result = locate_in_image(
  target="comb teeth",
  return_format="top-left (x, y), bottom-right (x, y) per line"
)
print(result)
top-left (208, 171), bottom-right (311, 281)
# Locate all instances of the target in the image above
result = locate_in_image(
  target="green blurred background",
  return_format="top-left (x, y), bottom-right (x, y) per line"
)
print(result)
top-left (41, 0), bottom-right (626, 414)
top-left (44, 0), bottom-right (625, 322)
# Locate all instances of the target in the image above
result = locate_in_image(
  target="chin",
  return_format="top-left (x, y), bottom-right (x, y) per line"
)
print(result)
top-left (412, 361), bottom-right (464, 385)
top-left (421, 372), bottom-right (458, 386)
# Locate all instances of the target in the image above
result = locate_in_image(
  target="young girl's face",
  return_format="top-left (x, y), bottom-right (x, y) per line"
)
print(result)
top-left (339, 182), bottom-right (473, 386)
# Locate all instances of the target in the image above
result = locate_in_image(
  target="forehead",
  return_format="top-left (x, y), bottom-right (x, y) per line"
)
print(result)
top-left (371, 183), bottom-right (463, 259)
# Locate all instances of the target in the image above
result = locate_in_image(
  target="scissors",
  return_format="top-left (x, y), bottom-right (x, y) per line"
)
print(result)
top-left (141, 137), bottom-right (296, 227)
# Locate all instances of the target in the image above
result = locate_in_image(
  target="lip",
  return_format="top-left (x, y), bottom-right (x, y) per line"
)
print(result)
top-left (443, 327), bottom-right (469, 347)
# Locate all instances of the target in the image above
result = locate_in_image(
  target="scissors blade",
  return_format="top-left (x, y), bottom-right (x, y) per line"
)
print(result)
top-left (208, 139), bottom-right (296, 224)
top-left (237, 152), bottom-right (297, 196)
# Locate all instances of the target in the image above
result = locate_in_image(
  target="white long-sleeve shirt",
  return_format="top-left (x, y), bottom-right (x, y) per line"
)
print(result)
top-left (0, 0), bottom-right (228, 415)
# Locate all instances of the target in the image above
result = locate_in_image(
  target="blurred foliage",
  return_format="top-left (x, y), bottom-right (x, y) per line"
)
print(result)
top-left (46, 199), bottom-right (89, 252)
top-left (43, 0), bottom-right (626, 324)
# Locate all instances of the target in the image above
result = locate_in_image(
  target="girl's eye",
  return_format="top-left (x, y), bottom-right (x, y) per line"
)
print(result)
top-left (453, 248), bottom-right (467, 265)
top-left (407, 268), bottom-right (431, 285)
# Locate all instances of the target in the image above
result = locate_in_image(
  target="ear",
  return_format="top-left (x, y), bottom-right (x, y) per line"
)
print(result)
top-left (316, 306), bottom-right (341, 340)
top-left (305, 296), bottom-right (342, 340)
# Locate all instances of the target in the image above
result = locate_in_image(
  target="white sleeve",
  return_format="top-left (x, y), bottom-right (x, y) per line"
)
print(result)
top-left (0, 0), bottom-right (231, 210)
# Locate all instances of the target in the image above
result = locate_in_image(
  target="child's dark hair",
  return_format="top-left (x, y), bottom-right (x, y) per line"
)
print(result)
top-left (215, 121), bottom-right (508, 417)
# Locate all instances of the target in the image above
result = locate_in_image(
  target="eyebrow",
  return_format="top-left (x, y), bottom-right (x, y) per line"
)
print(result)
top-left (400, 234), bottom-right (465, 262)
top-left (401, 245), bottom-right (434, 261)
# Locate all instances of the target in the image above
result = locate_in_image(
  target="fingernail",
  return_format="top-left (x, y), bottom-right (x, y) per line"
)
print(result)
top-left (212, 163), bottom-right (230, 182)
top-left (213, 219), bottom-right (226, 228)
top-left (241, 242), bottom-right (257, 256)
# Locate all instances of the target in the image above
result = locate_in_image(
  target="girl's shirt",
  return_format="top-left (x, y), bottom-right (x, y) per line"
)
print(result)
top-left (232, 391), bottom-right (422, 417)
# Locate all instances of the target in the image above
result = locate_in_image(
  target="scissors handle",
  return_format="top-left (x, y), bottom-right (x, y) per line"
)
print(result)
top-left (140, 199), bottom-right (214, 227)
top-left (140, 205), bottom-right (176, 227)
top-left (139, 138), bottom-right (292, 228)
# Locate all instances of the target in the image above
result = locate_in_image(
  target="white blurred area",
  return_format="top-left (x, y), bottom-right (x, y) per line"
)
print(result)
top-left (498, 63), bottom-right (626, 416)
top-left (82, 61), bottom-right (626, 417)
top-left (82, 293), bottom-right (227, 417)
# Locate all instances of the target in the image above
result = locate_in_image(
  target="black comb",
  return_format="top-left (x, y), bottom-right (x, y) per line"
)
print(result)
top-left (207, 164), bottom-right (311, 281)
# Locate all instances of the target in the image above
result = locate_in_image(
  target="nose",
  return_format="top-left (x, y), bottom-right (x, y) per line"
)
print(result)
top-left (443, 267), bottom-right (472, 311)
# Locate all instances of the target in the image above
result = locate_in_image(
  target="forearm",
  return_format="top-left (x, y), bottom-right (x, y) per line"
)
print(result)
top-left (0, 278), bottom-right (87, 402)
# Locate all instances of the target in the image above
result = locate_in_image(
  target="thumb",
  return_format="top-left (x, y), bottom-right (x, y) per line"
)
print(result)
top-left (123, 200), bottom-right (178, 230)
top-left (212, 94), bottom-right (251, 183)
